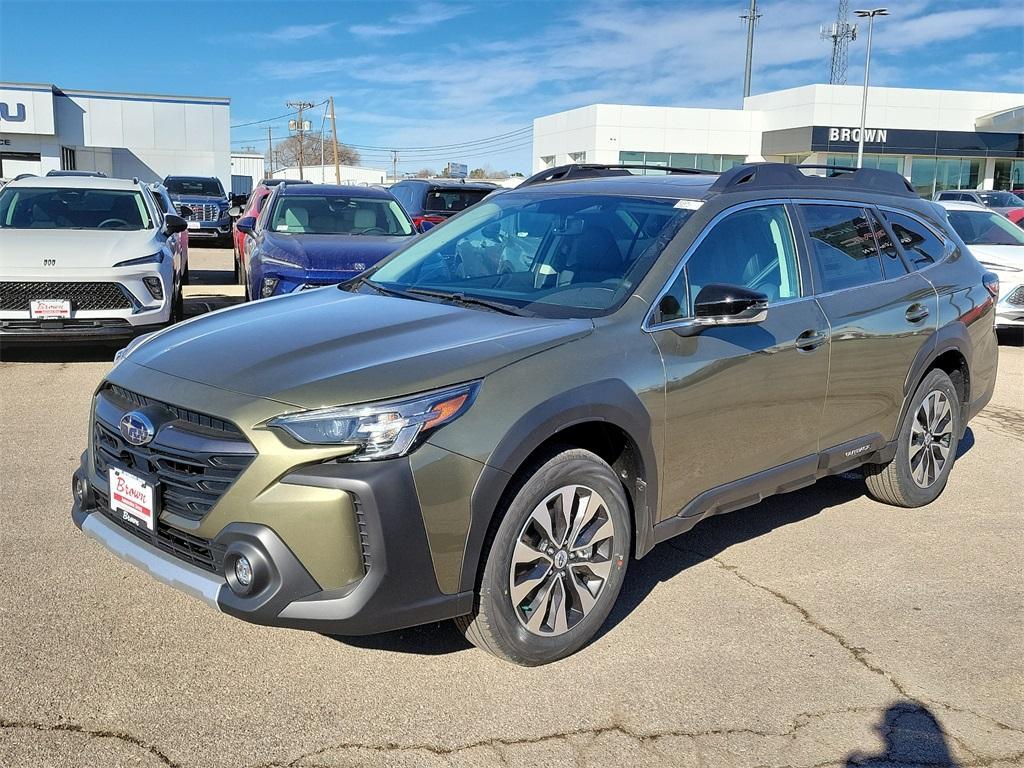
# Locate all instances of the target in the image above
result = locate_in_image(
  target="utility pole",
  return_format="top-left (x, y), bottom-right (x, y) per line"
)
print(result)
top-left (740, 0), bottom-right (761, 99)
top-left (267, 126), bottom-right (274, 175)
top-left (391, 150), bottom-right (399, 182)
top-left (821, 0), bottom-right (858, 85)
top-left (286, 100), bottom-right (314, 179)
top-left (329, 96), bottom-right (341, 185)
top-left (854, 8), bottom-right (888, 168)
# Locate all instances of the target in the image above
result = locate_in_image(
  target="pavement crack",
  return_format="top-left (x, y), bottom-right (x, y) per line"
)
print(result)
top-left (0, 717), bottom-right (183, 768)
top-left (671, 542), bottom-right (914, 699)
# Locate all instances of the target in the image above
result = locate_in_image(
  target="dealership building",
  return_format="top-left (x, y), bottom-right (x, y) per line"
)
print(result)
top-left (0, 82), bottom-right (231, 185)
top-left (533, 84), bottom-right (1024, 195)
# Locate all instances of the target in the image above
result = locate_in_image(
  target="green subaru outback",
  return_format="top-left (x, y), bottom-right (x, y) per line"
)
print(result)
top-left (72, 162), bottom-right (999, 665)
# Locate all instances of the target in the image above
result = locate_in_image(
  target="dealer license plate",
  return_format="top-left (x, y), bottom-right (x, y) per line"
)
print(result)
top-left (187, 221), bottom-right (200, 230)
top-left (108, 467), bottom-right (157, 531)
top-left (29, 299), bottom-right (71, 319)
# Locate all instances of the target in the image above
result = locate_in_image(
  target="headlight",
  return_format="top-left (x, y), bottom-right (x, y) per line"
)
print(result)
top-left (260, 255), bottom-right (301, 269)
top-left (112, 331), bottom-right (157, 367)
top-left (267, 381), bottom-right (480, 460)
top-left (113, 252), bottom-right (164, 268)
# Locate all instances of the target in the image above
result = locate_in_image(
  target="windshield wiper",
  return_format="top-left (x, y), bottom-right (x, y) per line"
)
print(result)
top-left (403, 288), bottom-right (531, 316)
top-left (344, 276), bottom-right (410, 297)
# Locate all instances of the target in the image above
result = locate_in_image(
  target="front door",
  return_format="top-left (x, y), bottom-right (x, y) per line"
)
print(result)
top-left (648, 203), bottom-right (831, 521)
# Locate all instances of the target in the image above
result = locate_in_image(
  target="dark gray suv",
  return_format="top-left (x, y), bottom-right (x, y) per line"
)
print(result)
top-left (72, 162), bottom-right (999, 665)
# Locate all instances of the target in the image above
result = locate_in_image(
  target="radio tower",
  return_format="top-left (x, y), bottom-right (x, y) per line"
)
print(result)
top-left (820, 0), bottom-right (858, 84)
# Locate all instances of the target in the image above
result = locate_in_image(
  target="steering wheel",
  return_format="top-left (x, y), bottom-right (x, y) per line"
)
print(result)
top-left (98, 218), bottom-right (130, 229)
top-left (356, 226), bottom-right (386, 235)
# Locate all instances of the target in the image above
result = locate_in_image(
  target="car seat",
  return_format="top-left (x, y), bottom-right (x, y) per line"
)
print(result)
top-left (557, 226), bottom-right (622, 285)
top-left (353, 208), bottom-right (377, 232)
top-left (283, 206), bottom-right (309, 233)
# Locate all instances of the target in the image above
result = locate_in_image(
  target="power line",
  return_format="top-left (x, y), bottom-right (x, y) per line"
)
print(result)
top-left (230, 100), bottom-right (328, 129)
top-left (343, 126), bottom-right (532, 152)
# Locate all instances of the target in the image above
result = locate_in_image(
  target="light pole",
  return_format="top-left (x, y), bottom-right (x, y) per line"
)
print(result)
top-left (854, 8), bottom-right (888, 168)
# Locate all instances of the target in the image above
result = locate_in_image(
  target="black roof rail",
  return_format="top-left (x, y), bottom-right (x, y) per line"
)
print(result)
top-left (709, 162), bottom-right (917, 197)
top-left (517, 163), bottom-right (715, 189)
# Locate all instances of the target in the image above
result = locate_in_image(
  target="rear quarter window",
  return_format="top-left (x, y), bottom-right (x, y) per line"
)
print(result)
top-left (883, 211), bottom-right (945, 269)
top-left (800, 204), bottom-right (885, 292)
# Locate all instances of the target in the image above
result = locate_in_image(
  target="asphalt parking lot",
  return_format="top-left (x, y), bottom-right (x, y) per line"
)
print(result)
top-left (1, 247), bottom-right (1022, 768)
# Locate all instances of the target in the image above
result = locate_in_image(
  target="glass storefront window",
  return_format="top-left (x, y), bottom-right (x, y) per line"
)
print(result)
top-left (618, 151), bottom-right (748, 173)
top-left (826, 153), bottom-right (904, 175)
top-left (912, 157), bottom-right (982, 197)
top-left (994, 160), bottom-right (1024, 191)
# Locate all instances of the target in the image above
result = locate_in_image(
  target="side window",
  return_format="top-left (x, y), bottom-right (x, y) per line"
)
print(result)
top-left (883, 211), bottom-right (944, 270)
top-left (801, 205), bottom-right (884, 292)
top-left (868, 209), bottom-right (908, 278)
top-left (659, 204), bottom-right (800, 322)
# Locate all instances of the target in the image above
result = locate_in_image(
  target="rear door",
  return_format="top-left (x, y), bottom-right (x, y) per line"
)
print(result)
top-left (797, 202), bottom-right (938, 451)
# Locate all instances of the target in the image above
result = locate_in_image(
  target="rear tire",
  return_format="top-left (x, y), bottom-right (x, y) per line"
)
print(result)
top-left (455, 448), bottom-right (631, 665)
top-left (863, 369), bottom-right (961, 507)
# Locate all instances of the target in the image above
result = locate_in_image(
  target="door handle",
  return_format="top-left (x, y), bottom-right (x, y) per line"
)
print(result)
top-left (905, 303), bottom-right (930, 323)
top-left (795, 329), bottom-right (827, 352)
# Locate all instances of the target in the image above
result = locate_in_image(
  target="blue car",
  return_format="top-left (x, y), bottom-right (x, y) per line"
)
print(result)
top-left (236, 183), bottom-right (416, 300)
top-left (163, 176), bottom-right (232, 247)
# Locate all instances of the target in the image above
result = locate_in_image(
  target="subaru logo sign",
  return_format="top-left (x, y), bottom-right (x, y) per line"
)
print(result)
top-left (119, 411), bottom-right (155, 446)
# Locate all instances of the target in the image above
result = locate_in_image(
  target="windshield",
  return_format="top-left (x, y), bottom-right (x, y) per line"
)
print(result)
top-left (269, 195), bottom-right (413, 236)
top-left (0, 187), bottom-right (153, 230)
top-left (366, 193), bottom-right (693, 318)
top-left (424, 188), bottom-right (491, 214)
top-left (948, 210), bottom-right (1024, 246)
top-left (165, 178), bottom-right (224, 197)
top-left (978, 191), bottom-right (1024, 207)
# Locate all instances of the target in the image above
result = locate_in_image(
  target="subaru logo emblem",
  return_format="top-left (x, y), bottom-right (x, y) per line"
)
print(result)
top-left (119, 411), bottom-right (155, 446)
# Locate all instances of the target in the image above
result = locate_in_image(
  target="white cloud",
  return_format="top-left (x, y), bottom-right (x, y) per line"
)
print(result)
top-left (350, 2), bottom-right (470, 38)
top-left (256, 22), bottom-right (336, 43)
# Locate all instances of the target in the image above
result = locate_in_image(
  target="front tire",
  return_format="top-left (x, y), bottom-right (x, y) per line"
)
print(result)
top-left (863, 369), bottom-right (961, 507)
top-left (455, 448), bottom-right (631, 665)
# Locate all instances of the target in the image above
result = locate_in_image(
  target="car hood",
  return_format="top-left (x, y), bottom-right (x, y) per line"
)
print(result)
top-left (127, 287), bottom-right (592, 407)
top-left (262, 233), bottom-right (410, 272)
top-left (0, 228), bottom-right (158, 268)
top-left (966, 244), bottom-right (1024, 270)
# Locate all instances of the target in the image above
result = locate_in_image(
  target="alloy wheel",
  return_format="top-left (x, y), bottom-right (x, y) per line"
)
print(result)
top-left (909, 390), bottom-right (954, 488)
top-left (509, 484), bottom-right (616, 636)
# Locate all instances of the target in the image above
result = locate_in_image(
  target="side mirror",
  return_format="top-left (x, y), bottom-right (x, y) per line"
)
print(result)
top-left (163, 213), bottom-right (188, 235)
top-left (663, 283), bottom-right (768, 336)
top-left (228, 205), bottom-right (244, 218)
top-left (693, 283), bottom-right (769, 321)
top-left (236, 215), bottom-right (257, 235)
top-left (178, 205), bottom-right (194, 218)
top-left (417, 220), bottom-right (436, 233)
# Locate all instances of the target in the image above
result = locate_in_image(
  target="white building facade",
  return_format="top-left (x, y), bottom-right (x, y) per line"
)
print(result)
top-left (230, 151), bottom-right (266, 196)
top-left (533, 84), bottom-right (1024, 196)
top-left (271, 164), bottom-right (387, 186)
top-left (0, 82), bottom-right (230, 186)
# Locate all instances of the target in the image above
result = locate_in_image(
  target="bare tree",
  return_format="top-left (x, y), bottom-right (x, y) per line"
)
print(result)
top-left (414, 168), bottom-right (437, 178)
top-left (269, 135), bottom-right (360, 169)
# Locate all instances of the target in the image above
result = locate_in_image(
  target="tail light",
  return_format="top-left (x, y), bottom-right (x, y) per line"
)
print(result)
top-left (983, 272), bottom-right (999, 299)
top-left (412, 215), bottom-right (446, 232)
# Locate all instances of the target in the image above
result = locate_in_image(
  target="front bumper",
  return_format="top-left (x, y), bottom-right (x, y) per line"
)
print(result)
top-left (70, 386), bottom-right (476, 635)
top-left (185, 216), bottom-right (232, 239)
top-left (0, 318), bottom-right (164, 342)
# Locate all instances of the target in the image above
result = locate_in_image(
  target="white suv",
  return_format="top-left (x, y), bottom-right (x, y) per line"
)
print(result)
top-left (0, 176), bottom-right (188, 343)
top-left (938, 200), bottom-right (1024, 330)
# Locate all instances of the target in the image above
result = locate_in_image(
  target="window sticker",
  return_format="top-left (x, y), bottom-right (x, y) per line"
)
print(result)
top-left (674, 199), bottom-right (703, 210)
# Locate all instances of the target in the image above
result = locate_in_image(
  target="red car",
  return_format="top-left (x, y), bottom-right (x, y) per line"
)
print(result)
top-left (230, 184), bottom-right (274, 284)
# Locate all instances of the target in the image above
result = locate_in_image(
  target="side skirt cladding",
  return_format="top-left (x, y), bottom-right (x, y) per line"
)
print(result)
top-left (652, 433), bottom-right (889, 545)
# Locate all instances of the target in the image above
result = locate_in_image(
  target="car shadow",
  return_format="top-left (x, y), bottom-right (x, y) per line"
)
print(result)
top-left (845, 701), bottom-right (960, 766)
top-left (0, 342), bottom-right (117, 363)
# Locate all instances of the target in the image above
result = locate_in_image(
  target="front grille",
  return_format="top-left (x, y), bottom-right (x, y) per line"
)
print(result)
top-left (1005, 285), bottom-right (1024, 307)
top-left (1, 318), bottom-right (131, 332)
top-left (0, 282), bottom-right (132, 311)
top-left (174, 202), bottom-right (220, 222)
top-left (95, 489), bottom-right (226, 573)
top-left (93, 385), bottom-right (255, 523)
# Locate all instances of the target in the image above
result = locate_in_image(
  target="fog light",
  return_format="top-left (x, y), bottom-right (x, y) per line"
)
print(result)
top-left (260, 277), bottom-right (279, 298)
top-left (234, 555), bottom-right (253, 588)
top-left (73, 475), bottom-right (88, 503)
top-left (143, 276), bottom-right (163, 300)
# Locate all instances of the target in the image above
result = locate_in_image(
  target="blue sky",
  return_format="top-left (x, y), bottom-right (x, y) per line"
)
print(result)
top-left (2, 0), bottom-right (1022, 174)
